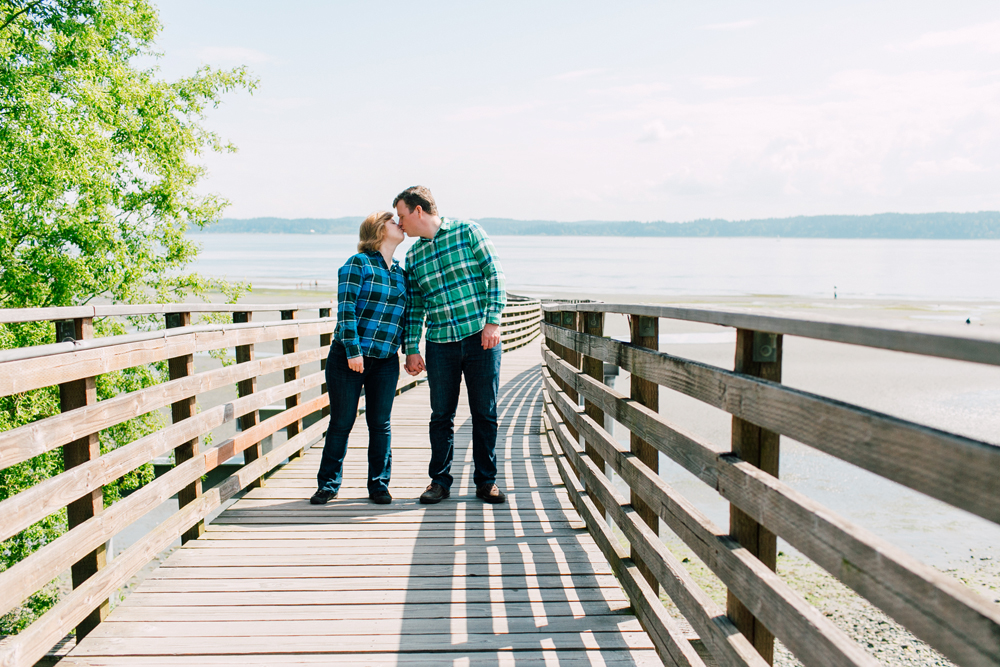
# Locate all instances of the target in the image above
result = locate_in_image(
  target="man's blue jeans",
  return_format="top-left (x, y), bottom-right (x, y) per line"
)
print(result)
top-left (425, 332), bottom-right (502, 490)
top-left (316, 341), bottom-right (399, 495)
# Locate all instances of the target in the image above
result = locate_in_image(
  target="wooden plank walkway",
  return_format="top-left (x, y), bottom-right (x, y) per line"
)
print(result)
top-left (61, 340), bottom-right (659, 666)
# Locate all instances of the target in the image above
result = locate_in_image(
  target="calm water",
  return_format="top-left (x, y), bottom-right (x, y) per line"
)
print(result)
top-left (190, 233), bottom-right (1000, 300)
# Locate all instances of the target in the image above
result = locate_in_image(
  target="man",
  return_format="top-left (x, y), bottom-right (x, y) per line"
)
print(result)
top-left (395, 185), bottom-right (507, 504)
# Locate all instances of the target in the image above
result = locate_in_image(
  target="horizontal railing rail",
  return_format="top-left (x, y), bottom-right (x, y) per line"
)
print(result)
top-left (540, 302), bottom-right (1000, 667)
top-left (0, 293), bottom-right (536, 666)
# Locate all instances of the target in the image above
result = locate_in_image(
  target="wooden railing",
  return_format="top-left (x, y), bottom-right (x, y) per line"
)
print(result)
top-left (540, 303), bottom-right (1000, 667)
top-left (500, 295), bottom-right (542, 351)
top-left (0, 294), bottom-right (536, 667)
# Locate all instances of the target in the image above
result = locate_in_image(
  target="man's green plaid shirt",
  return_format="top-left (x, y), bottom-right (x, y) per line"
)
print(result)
top-left (404, 218), bottom-right (506, 355)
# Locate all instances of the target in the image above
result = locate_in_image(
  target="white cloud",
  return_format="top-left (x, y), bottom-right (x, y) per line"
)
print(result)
top-left (893, 21), bottom-right (1000, 53)
top-left (198, 46), bottom-right (273, 64)
top-left (910, 157), bottom-right (985, 175)
top-left (589, 83), bottom-right (671, 97)
top-left (445, 104), bottom-right (537, 121)
top-left (637, 121), bottom-right (693, 143)
top-left (550, 68), bottom-right (610, 81)
top-left (695, 76), bottom-right (758, 90)
top-left (702, 19), bottom-right (759, 31)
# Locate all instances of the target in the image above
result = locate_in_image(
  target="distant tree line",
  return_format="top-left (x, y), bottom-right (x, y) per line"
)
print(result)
top-left (200, 212), bottom-right (1000, 239)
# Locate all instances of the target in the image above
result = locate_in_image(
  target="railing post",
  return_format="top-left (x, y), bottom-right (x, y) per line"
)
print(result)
top-left (233, 312), bottom-right (262, 489)
top-left (55, 317), bottom-right (108, 640)
top-left (559, 310), bottom-right (581, 442)
top-left (581, 311), bottom-right (607, 517)
top-left (319, 307), bottom-right (332, 418)
top-left (727, 328), bottom-right (782, 664)
top-left (629, 315), bottom-right (659, 589)
top-left (281, 310), bottom-right (303, 459)
top-left (166, 311), bottom-right (204, 543)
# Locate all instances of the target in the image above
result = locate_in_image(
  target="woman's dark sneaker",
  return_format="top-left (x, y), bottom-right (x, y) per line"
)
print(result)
top-left (419, 483), bottom-right (450, 504)
top-left (476, 483), bottom-right (506, 504)
top-left (310, 489), bottom-right (337, 505)
top-left (370, 490), bottom-right (392, 505)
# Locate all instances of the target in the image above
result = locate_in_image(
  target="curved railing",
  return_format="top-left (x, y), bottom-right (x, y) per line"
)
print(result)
top-left (540, 302), bottom-right (1000, 667)
top-left (0, 294), bottom-right (537, 666)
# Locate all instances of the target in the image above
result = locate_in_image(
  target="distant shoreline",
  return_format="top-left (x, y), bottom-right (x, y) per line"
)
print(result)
top-left (191, 212), bottom-right (1000, 239)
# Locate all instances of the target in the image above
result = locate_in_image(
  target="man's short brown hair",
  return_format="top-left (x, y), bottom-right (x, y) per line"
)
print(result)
top-left (393, 185), bottom-right (438, 216)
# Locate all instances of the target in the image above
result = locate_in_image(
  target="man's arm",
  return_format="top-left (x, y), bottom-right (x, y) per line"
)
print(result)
top-left (403, 265), bottom-right (425, 356)
top-left (467, 222), bottom-right (507, 326)
top-left (402, 260), bottom-right (426, 374)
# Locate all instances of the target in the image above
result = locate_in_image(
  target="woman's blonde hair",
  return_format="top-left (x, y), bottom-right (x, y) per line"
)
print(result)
top-left (358, 211), bottom-right (394, 253)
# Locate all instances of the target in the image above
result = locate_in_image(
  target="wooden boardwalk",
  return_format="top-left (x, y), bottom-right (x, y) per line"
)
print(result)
top-left (61, 340), bottom-right (658, 666)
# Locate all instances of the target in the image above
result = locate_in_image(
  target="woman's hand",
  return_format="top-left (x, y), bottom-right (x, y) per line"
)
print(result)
top-left (347, 356), bottom-right (365, 373)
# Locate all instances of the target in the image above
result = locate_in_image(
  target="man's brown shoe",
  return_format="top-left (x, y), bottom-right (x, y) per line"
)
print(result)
top-left (476, 483), bottom-right (506, 504)
top-left (419, 483), bottom-right (450, 504)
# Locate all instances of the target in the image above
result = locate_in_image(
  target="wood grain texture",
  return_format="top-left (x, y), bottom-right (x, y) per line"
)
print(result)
top-left (544, 376), bottom-right (767, 667)
top-left (727, 329), bottom-right (782, 664)
top-left (48, 340), bottom-right (658, 667)
top-left (0, 318), bottom-right (337, 394)
top-left (541, 302), bottom-right (1000, 367)
top-left (543, 322), bottom-right (1000, 525)
top-left (546, 372), bottom-right (881, 667)
top-left (0, 372), bottom-right (326, 544)
top-left (0, 345), bottom-right (326, 469)
top-left (542, 344), bottom-right (1000, 667)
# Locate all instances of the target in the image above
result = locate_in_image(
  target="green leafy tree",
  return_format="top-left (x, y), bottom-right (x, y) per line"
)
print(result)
top-left (0, 0), bottom-right (255, 632)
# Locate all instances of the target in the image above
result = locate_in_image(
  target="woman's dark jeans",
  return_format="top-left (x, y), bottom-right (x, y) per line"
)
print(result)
top-left (316, 341), bottom-right (399, 495)
top-left (425, 333), bottom-right (502, 490)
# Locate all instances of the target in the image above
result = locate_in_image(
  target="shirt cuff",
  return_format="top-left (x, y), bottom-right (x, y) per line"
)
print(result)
top-left (486, 312), bottom-right (502, 326)
top-left (343, 341), bottom-right (362, 359)
top-left (404, 342), bottom-right (421, 356)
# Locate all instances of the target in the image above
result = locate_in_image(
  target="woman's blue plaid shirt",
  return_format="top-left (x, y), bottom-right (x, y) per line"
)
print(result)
top-left (335, 252), bottom-right (407, 359)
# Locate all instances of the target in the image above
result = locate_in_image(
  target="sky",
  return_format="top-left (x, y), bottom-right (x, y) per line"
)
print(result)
top-left (150, 1), bottom-right (1000, 222)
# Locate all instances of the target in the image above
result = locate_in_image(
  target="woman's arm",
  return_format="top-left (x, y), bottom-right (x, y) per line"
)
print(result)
top-left (337, 256), bottom-right (366, 362)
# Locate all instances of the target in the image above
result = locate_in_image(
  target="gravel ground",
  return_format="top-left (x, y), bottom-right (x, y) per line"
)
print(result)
top-left (656, 534), bottom-right (1000, 666)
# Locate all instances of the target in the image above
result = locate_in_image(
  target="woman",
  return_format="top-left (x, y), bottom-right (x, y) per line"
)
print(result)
top-left (311, 211), bottom-right (407, 505)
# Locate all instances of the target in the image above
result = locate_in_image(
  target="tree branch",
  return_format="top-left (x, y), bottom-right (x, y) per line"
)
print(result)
top-left (0, 0), bottom-right (45, 34)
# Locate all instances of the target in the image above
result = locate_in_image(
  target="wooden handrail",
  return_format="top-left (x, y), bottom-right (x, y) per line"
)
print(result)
top-left (0, 301), bottom-right (337, 325)
top-left (541, 302), bottom-right (1000, 366)
top-left (541, 301), bottom-right (1000, 667)
top-left (0, 295), bottom-right (540, 665)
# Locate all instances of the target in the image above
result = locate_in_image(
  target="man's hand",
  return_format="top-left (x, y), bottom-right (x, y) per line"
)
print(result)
top-left (405, 353), bottom-right (425, 376)
top-left (347, 356), bottom-right (364, 373)
top-left (481, 323), bottom-right (501, 350)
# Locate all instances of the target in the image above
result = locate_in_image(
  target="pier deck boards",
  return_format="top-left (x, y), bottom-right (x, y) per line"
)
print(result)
top-left (62, 340), bottom-right (659, 666)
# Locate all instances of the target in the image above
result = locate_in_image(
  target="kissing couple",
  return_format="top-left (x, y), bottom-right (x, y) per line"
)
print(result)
top-left (310, 186), bottom-right (508, 507)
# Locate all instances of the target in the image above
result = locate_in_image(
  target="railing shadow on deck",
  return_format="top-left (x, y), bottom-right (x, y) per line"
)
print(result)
top-left (540, 302), bottom-right (1000, 667)
top-left (0, 295), bottom-right (543, 666)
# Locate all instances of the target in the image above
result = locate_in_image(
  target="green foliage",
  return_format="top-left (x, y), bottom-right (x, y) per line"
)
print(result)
top-left (0, 0), bottom-right (255, 634)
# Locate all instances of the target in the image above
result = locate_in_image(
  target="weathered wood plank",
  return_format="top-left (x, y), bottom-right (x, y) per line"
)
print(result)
top-left (545, 408), bottom-right (707, 667)
top-left (0, 372), bottom-right (326, 544)
top-left (0, 318), bottom-right (337, 395)
top-left (546, 373), bottom-right (879, 667)
top-left (544, 379), bottom-right (766, 667)
top-left (0, 345), bottom-right (325, 469)
top-left (542, 302), bottom-right (1000, 366)
top-left (543, 344), bottom-right (1000, 667)
top-left (543, 323), bottom-right (1000, 525)
top-left (0, 417), bottom-right (328, 667)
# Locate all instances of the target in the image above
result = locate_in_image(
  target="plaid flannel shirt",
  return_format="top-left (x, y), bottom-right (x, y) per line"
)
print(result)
top-left (335, 252), bottom-right (407, 359)
top-left (404, 218), bottom-right (506, 355)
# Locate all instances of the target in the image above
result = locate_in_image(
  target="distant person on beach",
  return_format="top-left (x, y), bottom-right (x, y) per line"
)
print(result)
top-left (311, 211), bottom-right (407, 506)
top-left (395, 186), bottom-right (508, 505)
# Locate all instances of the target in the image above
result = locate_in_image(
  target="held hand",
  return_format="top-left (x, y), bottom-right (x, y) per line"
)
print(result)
top-left (405, 353), bottom-right (426, 376)
top-left (347, 356), bottom-right (364, 373)
top-left (481, 323), bottom-right (501, 350)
